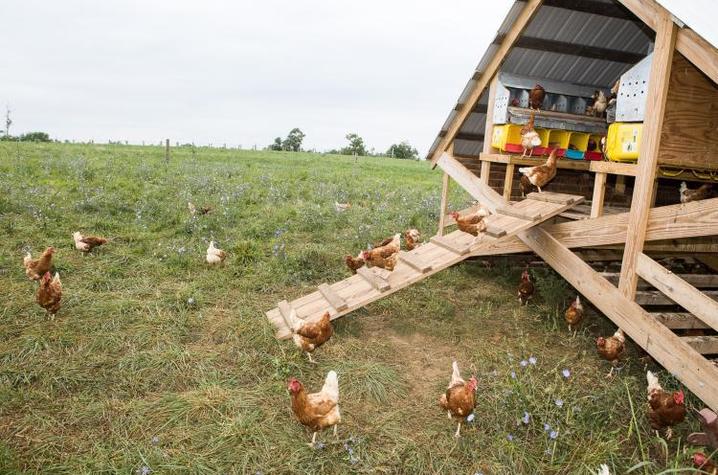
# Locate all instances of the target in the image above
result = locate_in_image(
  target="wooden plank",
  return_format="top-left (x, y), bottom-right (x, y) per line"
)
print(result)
top-left (480, 160), bottom-right (492, 186)
top-left (278, 300), bottom-right (295, 331)
top-left (503, 163), bottom-right (515, 201)
top-left (399, 251), bottom-right (432, 274)
top-left (615, 175), bottom-right (627, 195)
top-left (356, 266), bottom-right (390, 292)
top-left (683, 336), bottom-right (718, 355)
top-left (590, 172), bottom-right (607, 218)
top-left (318, 283), bottom-right (348, 312)
top-left (517, 225), bottom-right (718, 411)
top-left (526, 192), bottom-right (577, 205)
top-left (619, 14), bottom-right (677, 299)
top-left (437, 172), bottom-right (450, 236)
top-left (635, 290), bottom-right (718, 306)
top-left (637, 253), bottom-right (718, 331)
top-left (617, 0), bottom-right (718, 85)
top-left (479, 152), bottom-right (639, 176)
top-left (485, 225), bottom-right (507, 238)
top-left (483, 75), bottom-right (499, 155)
top-left (601, 272), bottom-right (718, 289)
top-left (430, 235), bottom-right (470, 255)
top-left (651, 312), bottom-right (711, 330)
top-left (436, 152), bottom-right (503, 212)
top-left (495, 205), bottom-right (541, 221)
top-left (659, 53), bottom-right (718, 171)
top-left (429, 0), bottom-right (543, 164)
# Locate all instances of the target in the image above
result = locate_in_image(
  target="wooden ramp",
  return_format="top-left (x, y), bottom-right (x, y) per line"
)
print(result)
top-left (266, 190), bottom-right (584, 339)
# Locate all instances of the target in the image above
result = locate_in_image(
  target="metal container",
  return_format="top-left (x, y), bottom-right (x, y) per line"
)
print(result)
top-left (615, 53), bottom-right (652, 122)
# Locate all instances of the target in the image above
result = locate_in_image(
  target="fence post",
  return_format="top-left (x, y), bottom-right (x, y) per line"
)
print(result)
top-left (165, 139), bottom-right (170, 163)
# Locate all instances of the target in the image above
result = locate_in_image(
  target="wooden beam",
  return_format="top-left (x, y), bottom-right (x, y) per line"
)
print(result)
top-left (469, 196), bottom-right (718, 256)
top-left (504, 36), bottom-right (646, 64)
top-left (651, 312), bottom-right (711, 330)
top-left (429, 0), bottom-right (542, 164)
top-left (430, 235), bottom-right (471, 255)
top-left (637, 253), bottom-right (718, 331)
top-left (483, 75), bottom-right (499, 157)
top-left (601, 272), bottom-right (718, 290)
top-left (503, 164), bottom-right (515, 201)
top-left (683, 336), bottom-right (718, 355)
top-left (436, 152), bottom-right (503, 212)
top-left (635, 290), bottom-right (718, 306)
top-left (437, 172), bottom-right (450, 236)
top-left (479, 153), bottom-right (638, 176)
top-left (278, 300), bottom-right (296, 331)
top-left (526, 191), bottom-right (578, 205)
top-left (399, 251), bottom-right (433, 274)
top-left (619, 13), bottom-right (677, 299)
top-left (356, 267), bottom-right (390, 292)
top-left (480, 160), bottom-right (492, 186)
top-left (517, 226), bottom-right (718, 411)
top-left (318, 283), bottom-right (348, 312)
top-left (496, 205), bottom-right (541, 221)
top-left (590, 172), bottom-right (607, 218)
top-left (615, 175), bottom-right (627, 194)
top-left (617, 0), bottom-right (718, 86)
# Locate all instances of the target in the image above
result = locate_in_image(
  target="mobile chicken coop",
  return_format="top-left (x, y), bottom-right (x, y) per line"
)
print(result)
top-left (268, 0), bottom-right (718, 410)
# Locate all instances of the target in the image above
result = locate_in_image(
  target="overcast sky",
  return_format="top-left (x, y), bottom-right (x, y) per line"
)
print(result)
top-left (1, 0), bottom-right (512, 155)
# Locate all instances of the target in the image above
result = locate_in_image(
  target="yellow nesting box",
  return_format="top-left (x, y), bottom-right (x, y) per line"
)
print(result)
top-left (491, 124), bottom-right (548, 154)
top-left (606, 122), bottom-right (643, 162)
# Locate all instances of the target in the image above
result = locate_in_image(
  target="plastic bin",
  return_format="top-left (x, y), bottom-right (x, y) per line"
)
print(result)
top-left (565, 132), bottom-right (589, 160)
top-left (491, 124), bottom-right (523, 153)
top-left (545, 129), bottom-right (570, 157)
top-left (584, 134), bottom-right (604, 161)
top-left (606, 122), bottom-right (642, 162)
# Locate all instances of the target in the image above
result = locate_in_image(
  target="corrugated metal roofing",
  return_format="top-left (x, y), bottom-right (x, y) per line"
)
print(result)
top-left (429, 0), bottom-right (658, 159)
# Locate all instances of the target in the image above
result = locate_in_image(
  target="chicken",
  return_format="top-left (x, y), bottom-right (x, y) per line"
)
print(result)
top-left (693, 453), bottom-right (718, 475)
top-left (334, 202), bottom-right (351, 213)
top-left (596, 464), bottom-right (611, 475)
top-left (520, 111), bottom-right (542, 157)
top-left (438, 361), bottom-right (477, 438)
top-left (36, 272), bottom-right (62, 318)
top-left (72, 231), bottom-right (108, 252)
top-left (520, 175), bottom-right (537, 197)
top-left (608, 80), bottom-right (620, 107)
top-left (206, 241), bottom-right (227, 265)
top-left (286, 310), bottom-right (333, 363)
top-left (647, 370), bottom-right (686, 439)
top-left (518, 149), bottom-right (558, 193)
top-left (288, 370), bottom-right (341, 447)
top-left (188, 201), bottom-right (212, 216)
top-left (23, 247), bottom-right (55, 281)
top-left (361, 233), bottom-right (400, 271)
top-left (517, 268), bottom-right (534, 306)
top-left (587, 138), bottom-right (598, 152)
top-left (592, 90), bottom-right (607, 118)
top-left (344, 252), bottom-right (365, 274)
top-left (450, 207), bottom-right (491, 236)
top-left (680, 182), bottom-right (713, 204)
top-left (564, 295), bottom-right (584, 332)
top-left (688, 408), bottom-right (718, 450)
top-left (529, 84), bottom-right (546, 110)
top-left (596, 329), bottom-right (625, 378)
top-left (404, 229), bottom-right (421, 251)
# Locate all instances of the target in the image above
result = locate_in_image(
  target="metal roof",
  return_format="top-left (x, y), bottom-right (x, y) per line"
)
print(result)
top-left (429, 0), bottom-right (657, 159)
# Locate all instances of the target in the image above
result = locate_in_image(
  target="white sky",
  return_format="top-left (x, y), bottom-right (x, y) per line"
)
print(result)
top-left (1, 0), bottom-right (512, 154)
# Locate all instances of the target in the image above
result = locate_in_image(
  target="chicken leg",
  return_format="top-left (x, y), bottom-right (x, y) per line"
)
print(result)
top-left (308, 431), bottom-right (318, 448)
top-left (454, 422), bottom-right (462, 438)
top-left (333, 424), bottom-right (338, 438)
top-left (306, 352), bottom-right (317, 364)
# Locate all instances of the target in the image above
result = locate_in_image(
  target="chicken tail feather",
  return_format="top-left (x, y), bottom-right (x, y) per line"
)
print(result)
top-left (646, 370), bottom-right (662, 396)
top-left (518, 167), bottom-right (533, 176)
top-left (321, 370), bottom-right (339, 403)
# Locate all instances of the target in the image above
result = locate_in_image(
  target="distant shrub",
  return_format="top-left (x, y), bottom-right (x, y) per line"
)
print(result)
top-left (19, 132), bottom-right (51, 142)
top-left (387, 141), bottom-right (418, 160)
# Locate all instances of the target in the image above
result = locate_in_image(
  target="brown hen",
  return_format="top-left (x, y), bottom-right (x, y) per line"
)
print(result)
top-left (647, 370), bottom-right (686, 439)
top-left (36, 271), bottom-right (62, 318)
top-left (23, 247), bottom-right (55, 281)
top-left (438, 361), bottom-right (477, 438)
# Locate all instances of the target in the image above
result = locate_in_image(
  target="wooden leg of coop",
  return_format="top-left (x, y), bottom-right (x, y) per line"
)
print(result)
top-left (503, 164), bottom-right (515, 201)
top-left (480, 160), bottom-right (492, 186)
top-left (590, 172), bottom-right (607, 218)
top-left (437, 172), bottom-right (450, 236)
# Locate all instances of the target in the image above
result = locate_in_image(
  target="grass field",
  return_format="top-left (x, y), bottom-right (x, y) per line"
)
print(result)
top-left (0, 143), bottom-right (707, 474)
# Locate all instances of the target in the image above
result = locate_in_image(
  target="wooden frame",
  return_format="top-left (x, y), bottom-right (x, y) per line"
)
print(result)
top-left (618, 13), bottom-right (677, 299)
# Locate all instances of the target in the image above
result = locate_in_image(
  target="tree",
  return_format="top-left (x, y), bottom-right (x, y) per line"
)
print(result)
top-left (387, 141), bottom-right (418, 160)
top-left (341, 133), bottom-right (367, 156)
top-left (4, 106), bottom-right (12, 138)
top-left (19, 132), bottom-right (50, 142)
top-left (268, 137), bottom-right (283, 151)
top-left (282, 128), bottom-right (305, 152)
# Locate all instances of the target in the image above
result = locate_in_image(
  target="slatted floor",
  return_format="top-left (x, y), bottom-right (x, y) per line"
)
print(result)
top-left (266, 191), bottom-right (584, 339)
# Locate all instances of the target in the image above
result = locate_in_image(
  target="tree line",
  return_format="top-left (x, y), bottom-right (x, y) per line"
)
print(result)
top-left (267, 128), bottom-right (419, 160)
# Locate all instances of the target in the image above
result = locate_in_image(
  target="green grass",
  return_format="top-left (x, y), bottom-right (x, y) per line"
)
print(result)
top-left (0, 142), bottom-right (708, 474)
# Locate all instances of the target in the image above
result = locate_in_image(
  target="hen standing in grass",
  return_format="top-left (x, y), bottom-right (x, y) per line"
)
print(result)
top-left (206, 241), bottom-right (227, 265)
top-left (596, 329), bottom-right (625, 378)
top-left (529, 84), bottom-right (546, 110)
top-left (438, 361), bottom-right (477, 438)
top-left (73, 231), bottom-right (108, 253)
top-left (517, 269), bottom-right (534, 306)
top-left (518, 149), bottom-right (558, 193)
top-left (36, 271), bottom-right (62, 318)
top-left (288, 370), bottom-right (341, 447)
top-left (188, 201), bottom-right (213, 216)
top-left (647, 370), bottom-right (686, 439)
top-left (404, 228), bottom-right (422, 251)
top-left (564, 295), bottom-right (584, 332)
top-left (23, 246), bottom-right (55, 281)
top-left (287, 310), bottom-right (333, 363)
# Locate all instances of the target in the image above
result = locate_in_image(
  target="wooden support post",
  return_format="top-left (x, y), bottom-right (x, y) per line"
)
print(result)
top-left (480, 160), bottom-right (492, 186)
top-left (483, 75), bottom-right (499, 155)
top-left (650, 179), bottom-right (659, 206)
top-left (615, 175), bottom-right (626, 195)
top-left (618, 14), bottom-right (677, 299)
top-left (590, 172), bottom-right (607, 218)
top-left (165, 138), bottom-right (170, 163)
top-left (437, 172), bottom-right (450, 236)
top-left (503, 164), bottom-right (515, 201)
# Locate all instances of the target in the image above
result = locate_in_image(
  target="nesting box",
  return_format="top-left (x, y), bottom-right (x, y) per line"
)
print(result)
top-left (565, 132), bottom-right (589, 160)
top-left (606, 123), bottom-right (642, 162)
top-left (584, 134), bottom-right (604, 161)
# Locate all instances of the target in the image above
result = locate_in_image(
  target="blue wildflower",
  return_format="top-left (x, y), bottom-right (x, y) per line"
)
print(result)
top-left (507, 434), bottom-right (514, 442)
top-left (555, 399), bottom-right (564, 408)
top-left (549, 430), bottom-right (559, 440)
top-left (315, 441), bottom-right (325, 450)
top-left (520, 360), bottom-right (528, 367)
top-left (466, 413), bottom-right (475, 423)
top-left (562, 369), bottom-right (571, 379)
top-left (510, 371), bottom-right (517, 379)
top-left (529, 356), bottom-right (537, 365)
top-left (138, 467), bottom-right (151, 475)
top-left (522, 411), bottom-right (530, 424)
top-left (187, 297), bottom-right (195, 306)
top-left (544, 423), bottom-right (551, 432)
top-left (151, 435), bottom-right (159, 445)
